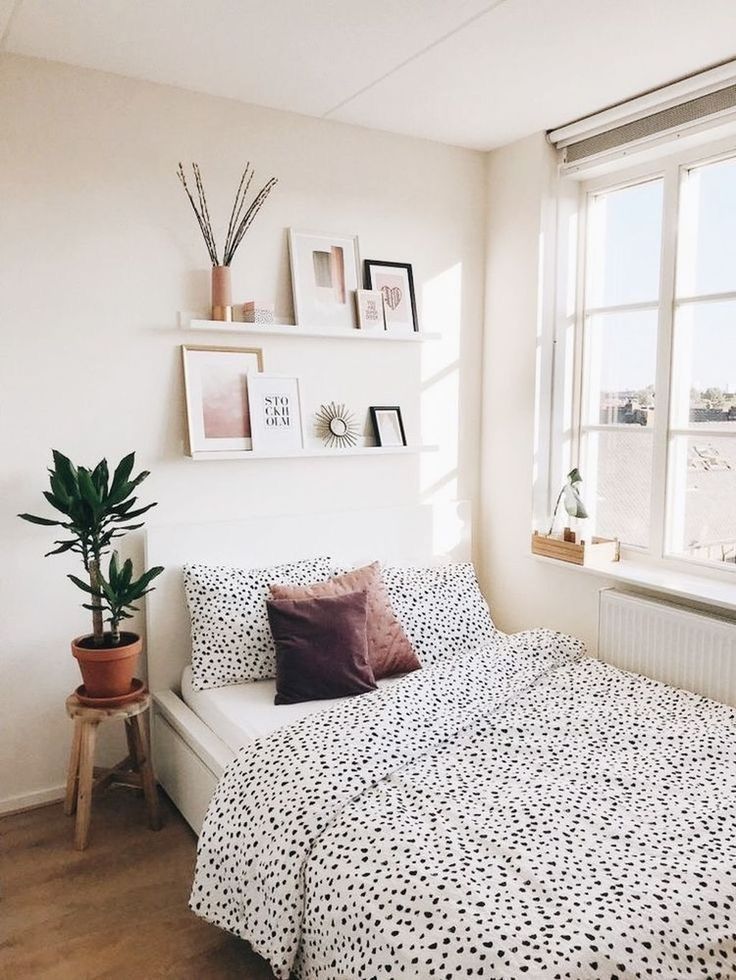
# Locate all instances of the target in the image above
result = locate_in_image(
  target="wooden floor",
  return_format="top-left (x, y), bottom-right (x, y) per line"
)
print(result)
top-left (0, 790), bottom-right (277, 979)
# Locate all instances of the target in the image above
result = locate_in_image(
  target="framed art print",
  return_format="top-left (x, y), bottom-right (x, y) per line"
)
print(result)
top-left (355, 288), bottom-right (385, 331)
top-left (289, 230), bottom-right (361, 329)
top-left (182, 345), bottom-right (263, 455)
top-left (364, 260), bottom-right (418, 333)
top-left (247, 374), bottom-right (304, 452)
top-left (370, 406), bottom-right (407, 447)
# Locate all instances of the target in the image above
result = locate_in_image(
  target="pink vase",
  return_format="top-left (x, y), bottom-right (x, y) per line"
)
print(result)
top-left (211, 265), bottom-right (232, 321)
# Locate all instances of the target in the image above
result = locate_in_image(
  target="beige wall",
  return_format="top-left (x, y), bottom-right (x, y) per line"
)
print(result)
top-left (0, 55), bottom-right (487, 809)
top-left (478, 132), bottom-right (619, 651)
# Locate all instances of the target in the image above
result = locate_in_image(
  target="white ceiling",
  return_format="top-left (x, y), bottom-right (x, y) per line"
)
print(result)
top-left (2, 0), bottom-right (736, 150)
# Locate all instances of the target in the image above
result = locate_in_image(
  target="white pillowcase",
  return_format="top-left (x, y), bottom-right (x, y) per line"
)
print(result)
top-left (381, 563), bottom-right (495, 668)
top-left (184, 557), bottom-right (335, 690)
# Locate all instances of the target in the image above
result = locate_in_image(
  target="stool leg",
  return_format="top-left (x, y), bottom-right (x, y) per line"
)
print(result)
top-left (64, 718), bottom-right (83, 816)
top-left (130, 714), bottom-right (161, 831)
top-left (124, 718), bottom-right (140, 773)
top-left (75, 721), bottom-right (98, 850)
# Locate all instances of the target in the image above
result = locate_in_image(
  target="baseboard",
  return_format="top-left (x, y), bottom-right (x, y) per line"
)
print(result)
top-left (0, 784), bottom-right (66, 817)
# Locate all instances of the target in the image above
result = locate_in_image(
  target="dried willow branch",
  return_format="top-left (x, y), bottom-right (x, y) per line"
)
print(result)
top-left (225, 176), bottom-right (278, 265)
top-left (193, 163), bottom-right (219, 265)
top-left (176, 161), bottom-right (277, 267)
top-left (176, 162), bottom-right (218, 265)
top-left (224, 164), bottom-right (255, 263)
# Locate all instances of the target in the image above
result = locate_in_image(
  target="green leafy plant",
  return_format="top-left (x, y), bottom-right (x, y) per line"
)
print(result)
top-left (70, 552), bottom-right (163, 645)
top-left (548, 467), bottom-right (588, 535)
top-left (19, 451), bottom-right (164, 647)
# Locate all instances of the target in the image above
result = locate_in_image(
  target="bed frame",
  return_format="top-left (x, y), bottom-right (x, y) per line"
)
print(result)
top-left (145, 501), bottom-right (472, 833)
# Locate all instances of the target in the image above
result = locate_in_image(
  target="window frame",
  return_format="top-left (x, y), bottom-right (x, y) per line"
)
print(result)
top-left (562, 134), bottom-right (736, 579)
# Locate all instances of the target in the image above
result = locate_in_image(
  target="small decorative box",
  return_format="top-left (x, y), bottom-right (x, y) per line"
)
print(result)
top-left (243, 301), bottom-right (275, 324)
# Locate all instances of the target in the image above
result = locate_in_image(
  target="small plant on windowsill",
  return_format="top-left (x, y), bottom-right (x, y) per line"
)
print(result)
top-left (19, 451), bottom-right (164, 701)
top-left (531, 468), bottom-right (619, 567)
top-left (548, 467), bottom-right (588, 541)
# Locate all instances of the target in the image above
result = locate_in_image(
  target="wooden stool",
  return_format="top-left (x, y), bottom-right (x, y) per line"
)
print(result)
top-left (64, 690), bottom-right (161, 850)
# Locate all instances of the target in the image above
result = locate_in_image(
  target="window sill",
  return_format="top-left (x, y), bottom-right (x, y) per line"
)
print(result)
top-left (531, 553), bottom-right (736, 614)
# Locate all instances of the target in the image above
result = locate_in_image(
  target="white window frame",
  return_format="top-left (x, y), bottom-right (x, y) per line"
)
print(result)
top-left (550, 132), bottom-right (736, 581)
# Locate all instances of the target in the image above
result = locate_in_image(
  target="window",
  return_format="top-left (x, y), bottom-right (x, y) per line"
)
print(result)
top-left (574, 146), bottom-right (736, 570)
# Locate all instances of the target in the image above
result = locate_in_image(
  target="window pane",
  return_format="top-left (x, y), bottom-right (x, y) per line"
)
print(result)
top-left (587, 179), bottom-right (663, 307)
top-left (678, 156), bottom-right (736, 297)
top-left (584, 310), bottom-right (658, 426)
top-left (671, 299), bottom-right (736, 427)
top-left (584, 430), bottom-right (653, 548)
top-left (668, 435), bottom-right (736, 565)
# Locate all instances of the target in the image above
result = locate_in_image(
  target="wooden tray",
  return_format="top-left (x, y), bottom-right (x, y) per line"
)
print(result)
top-left (531, 531), bottom-right (620, 567)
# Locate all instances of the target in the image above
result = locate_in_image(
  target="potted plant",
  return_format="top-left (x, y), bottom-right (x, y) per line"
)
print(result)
top-left (19, 451), bottom-right (164, 699)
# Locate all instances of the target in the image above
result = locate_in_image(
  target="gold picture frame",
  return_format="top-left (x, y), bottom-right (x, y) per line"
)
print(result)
top-left (181, 344), bottom-right (264, 456)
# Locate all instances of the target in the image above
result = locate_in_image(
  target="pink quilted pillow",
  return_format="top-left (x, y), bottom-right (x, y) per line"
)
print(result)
top-left (269, 562), bottom-right (420, 679)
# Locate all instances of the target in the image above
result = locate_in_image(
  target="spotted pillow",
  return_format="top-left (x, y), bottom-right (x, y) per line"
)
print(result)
top-left (184, 557), bottom-right (335, 690)
top-left (381, 562), bottom-right (495, 667)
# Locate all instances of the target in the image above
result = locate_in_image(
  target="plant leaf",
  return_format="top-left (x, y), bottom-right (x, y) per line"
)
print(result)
top-left (135, 566), bottom-right (164, 590)
top-left (19, 513), bottom-right (61, 526)
top-left (44, 540), bottom-right (78, 556)
top-left (113, 502), bottom-right (157, 522)
top-left (51, 451), bottom-right (78, 496)
top-left (42, 492), bottom-right (71, 516)
top-left (68, 574), bottom-right (97, 595)
top-left (91, 459), bottom-right (109, 497)
top-left (77, 468), bottom-right (101, 509)
top-left (109, 453), bottom-right (136, 498)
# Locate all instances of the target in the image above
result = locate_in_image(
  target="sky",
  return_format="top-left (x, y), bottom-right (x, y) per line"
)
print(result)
top-left (587, 161), bottom-right (736, 395)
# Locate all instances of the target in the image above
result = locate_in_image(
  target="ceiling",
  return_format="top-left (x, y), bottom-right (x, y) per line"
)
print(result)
top-left (2, 0), bottom-right (736, 150)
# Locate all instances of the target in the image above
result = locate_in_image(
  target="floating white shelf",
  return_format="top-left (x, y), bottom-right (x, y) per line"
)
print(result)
top-left (188, 445), bottom-right (437, 462)
top-left (179, 312), bottom-right (439, 343)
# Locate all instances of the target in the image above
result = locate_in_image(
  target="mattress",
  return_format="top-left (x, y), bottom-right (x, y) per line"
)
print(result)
top-left (181, 665), bottom-right (401, 752)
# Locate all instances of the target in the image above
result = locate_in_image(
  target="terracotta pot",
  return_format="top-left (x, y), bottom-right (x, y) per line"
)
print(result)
top-left (211, 265), bottom-right (232, 321)
top-left (72, 632), bottom-right (142, 698)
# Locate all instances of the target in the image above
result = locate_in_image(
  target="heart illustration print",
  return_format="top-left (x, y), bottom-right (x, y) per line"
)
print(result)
top-left (377, 273), bottom-right (408, 323)
top-left (381, 284), bottom-right (403, 311)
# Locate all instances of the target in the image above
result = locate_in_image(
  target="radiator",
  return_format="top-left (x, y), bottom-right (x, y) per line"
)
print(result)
top-left (597, 588), bottom-right (736, 706)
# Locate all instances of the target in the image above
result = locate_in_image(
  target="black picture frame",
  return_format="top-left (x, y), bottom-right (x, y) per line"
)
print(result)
top-left (369, 406), bottom-right (407, 448)
top-left (363, 260), bottom-right (419, 332)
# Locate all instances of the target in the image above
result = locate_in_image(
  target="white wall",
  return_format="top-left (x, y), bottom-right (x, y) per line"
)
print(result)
top-left (478, 132), bottom-right (619, 652)
top-left (0, 55), bottom-right (486, 810)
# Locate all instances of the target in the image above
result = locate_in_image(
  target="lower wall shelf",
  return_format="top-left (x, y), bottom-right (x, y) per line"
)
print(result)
top-left (188, 445), bottom-right (437, 461)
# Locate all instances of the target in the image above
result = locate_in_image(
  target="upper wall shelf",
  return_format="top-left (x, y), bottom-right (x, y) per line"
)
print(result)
top-left (178, 313), bottom-right (440, 343)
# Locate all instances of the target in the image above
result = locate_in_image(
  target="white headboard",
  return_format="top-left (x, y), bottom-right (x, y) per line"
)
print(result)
top-left (144, 500), bottom-right (471, 694)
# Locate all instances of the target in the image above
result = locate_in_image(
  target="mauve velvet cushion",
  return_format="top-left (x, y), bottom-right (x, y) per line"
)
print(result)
top-left (269, 561), bottom-right (421, 679)
top-left (266, 590), bottom-right (377, 705)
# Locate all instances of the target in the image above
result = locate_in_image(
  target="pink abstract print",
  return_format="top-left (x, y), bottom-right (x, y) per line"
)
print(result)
top-left (201, 362), bottom-right (250, 439)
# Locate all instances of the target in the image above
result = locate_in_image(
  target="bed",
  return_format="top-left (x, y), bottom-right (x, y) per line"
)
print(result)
top-left (147, 503), bottom-right (736, 979)
top-left (145, 501), bottom-right (472, 832)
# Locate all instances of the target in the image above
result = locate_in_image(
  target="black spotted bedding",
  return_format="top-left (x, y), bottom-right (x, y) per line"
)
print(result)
top-left (191, 630), bottom-right (736, 979)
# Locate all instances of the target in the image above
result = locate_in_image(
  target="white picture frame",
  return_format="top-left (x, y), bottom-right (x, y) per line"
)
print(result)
top-left (289, 229), bottom-right (361, 329)
top-left (247, 374), bottom-right (304, 453)
top-left (182, 345), bottom-right (263, 455)
top-left (355, 288), bottom-right (385, 331)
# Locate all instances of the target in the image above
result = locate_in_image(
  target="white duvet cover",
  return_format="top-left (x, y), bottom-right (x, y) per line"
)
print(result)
top-left (191, 629), bottom-right (736, 979)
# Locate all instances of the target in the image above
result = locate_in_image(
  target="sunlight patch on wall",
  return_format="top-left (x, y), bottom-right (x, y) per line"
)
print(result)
top-left (420, 263), bottom-right (462, 524)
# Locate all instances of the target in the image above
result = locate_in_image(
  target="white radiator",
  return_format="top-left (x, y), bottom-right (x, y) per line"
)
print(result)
top-left (598, 589), bottom-right (736, 706)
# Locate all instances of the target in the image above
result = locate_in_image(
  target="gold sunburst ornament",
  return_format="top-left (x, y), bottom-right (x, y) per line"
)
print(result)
top-left (315, 402), bottom-right (359, 448)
